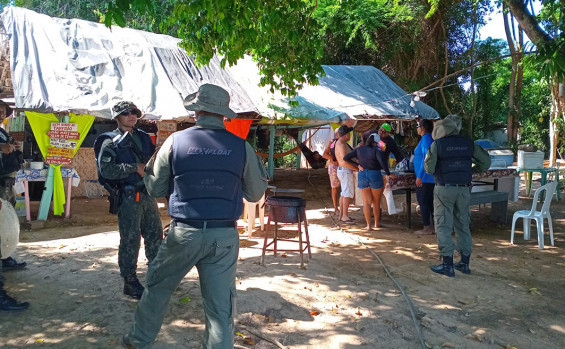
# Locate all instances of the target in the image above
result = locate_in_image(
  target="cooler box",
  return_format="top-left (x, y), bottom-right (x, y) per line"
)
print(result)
top-left (488, 149), bottom-right (514, 167)
top-left (517, 150), bottom-right (544, 169)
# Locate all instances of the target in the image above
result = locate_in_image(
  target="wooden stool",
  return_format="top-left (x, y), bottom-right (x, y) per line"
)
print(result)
top-left (261, 196), bottom-right (312, 268)
top-left (242, 194), bottom-right (265, 238)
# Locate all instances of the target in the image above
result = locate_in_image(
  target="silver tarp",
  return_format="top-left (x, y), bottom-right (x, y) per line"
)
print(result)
top-left (1, 6), bottom-right (438, 123)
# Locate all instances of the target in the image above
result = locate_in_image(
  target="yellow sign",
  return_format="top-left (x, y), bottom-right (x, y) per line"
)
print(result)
top-left (46, 146), bottom-right (74, 158)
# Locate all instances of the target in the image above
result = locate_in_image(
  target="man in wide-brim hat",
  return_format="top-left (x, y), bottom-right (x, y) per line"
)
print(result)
top-left (122, 83), bottom-right (267, 349)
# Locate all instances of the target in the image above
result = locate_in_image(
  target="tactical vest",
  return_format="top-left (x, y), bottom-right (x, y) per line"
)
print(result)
top-left (433, 135), bottom-right (474, 185)
top-left (94, 129), bottom-right (155, 188)
top-left (117, 129), bottom-right (154, 186)
top-left (169, 127), bottom-right (246, 221)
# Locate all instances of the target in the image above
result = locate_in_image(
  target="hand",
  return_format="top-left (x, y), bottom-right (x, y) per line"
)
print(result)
top-left (359, 165), bottom-right (364, 171)
top-left (136, 163), bottom-right (146, 177)
top-left (415, 178), bottom-right (422, 187)
top-left (389, 172), bottom-right (397, 179)
top-left (0, 143), bottom-right (14, 154)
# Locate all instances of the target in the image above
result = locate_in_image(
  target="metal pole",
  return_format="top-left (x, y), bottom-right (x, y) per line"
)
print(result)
top-left (296, 130), bottom-right (303, 169)
top-left (268, 124), bottom-right (275, 179)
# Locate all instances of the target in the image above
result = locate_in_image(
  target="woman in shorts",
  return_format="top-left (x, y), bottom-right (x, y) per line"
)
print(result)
top-left (344, 131), bottom-right (394, 231)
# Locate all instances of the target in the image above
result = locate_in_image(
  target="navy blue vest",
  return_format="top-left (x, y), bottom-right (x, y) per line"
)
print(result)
top-left (114, 129), bottom-right (155, 186)
top-left (434, 135), bottom-right (474, 185)
top-left (169, 127), bottom-right (246, 221)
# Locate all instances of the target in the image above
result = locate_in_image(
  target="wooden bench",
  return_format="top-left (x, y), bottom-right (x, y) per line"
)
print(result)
top-left (469, 190), bottom-right (509, 223)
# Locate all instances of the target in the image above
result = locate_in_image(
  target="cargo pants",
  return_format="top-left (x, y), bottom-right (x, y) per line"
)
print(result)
top-left (128, 222), bottom-right (238, 349)
top-left (433, 185), bottom-right (473, 257)
top-left (117, 190), bottom-right (162, 277)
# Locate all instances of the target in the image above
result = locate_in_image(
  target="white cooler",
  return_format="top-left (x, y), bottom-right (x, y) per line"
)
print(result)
top-left (517, 150), bottom-right (544, 169)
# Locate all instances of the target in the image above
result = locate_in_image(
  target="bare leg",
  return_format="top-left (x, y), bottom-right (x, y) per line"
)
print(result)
top-left (360, 188), bottom-right (372, 230)
top-left (340, 197), bottom-right (352, 221)
top-left (331, 187), bottom-right (340, 214)
top-left (371, 187), bottom-right (384, 229)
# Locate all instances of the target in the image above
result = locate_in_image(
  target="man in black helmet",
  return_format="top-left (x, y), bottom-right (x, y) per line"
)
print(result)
top-left (95, 101), bottom-right (162, 299)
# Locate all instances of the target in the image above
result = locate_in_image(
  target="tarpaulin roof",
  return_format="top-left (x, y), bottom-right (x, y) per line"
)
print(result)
top-left (227, 56), bottom-right (439, 123)
top-left (0, 6), bottom-right (257, 120)
top-left (1, 6), bottom-right (438, 124)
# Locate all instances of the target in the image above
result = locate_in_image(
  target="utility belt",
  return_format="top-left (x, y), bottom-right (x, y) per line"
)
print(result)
top-left (107, 184), bottom-right (146, 214)
top-left (174, 219), bottom-right (237, 229)
top-left (0, 177), bottom-right (15, 188)
top-left (435, 183), bottom-right (470, 187)
top-left (121, 184), bottom-right (147, 197)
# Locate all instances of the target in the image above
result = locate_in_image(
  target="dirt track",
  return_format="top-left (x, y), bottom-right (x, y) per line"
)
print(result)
top-left (1, 168), bottom-right (564, 348)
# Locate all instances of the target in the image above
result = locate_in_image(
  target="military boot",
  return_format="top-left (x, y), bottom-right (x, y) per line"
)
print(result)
top-left (0, 290), bottom-right (29, 312)
top-left (454, 253), bottom-right (471, 274)
top-left (123, 274), bottom-right (144, 299)
top-left (430, 255), bottom-right (455, 277)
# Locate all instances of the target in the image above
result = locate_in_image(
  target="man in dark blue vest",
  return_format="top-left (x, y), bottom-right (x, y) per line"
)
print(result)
top-left (424, 116), bottom-right (490, 277)
top-left (96, 101), bottom-right (162, 299)
top-left (121, 84), bottom-right (267, 349)
top-left (0, 102), bottom-right (29, 312)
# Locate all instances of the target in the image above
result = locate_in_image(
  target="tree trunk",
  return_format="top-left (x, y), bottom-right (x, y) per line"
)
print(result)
top-left (504, 8), bottom-right (519, 144)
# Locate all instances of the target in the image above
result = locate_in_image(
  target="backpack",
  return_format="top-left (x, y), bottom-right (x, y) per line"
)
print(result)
top-left (93, 131), bottom-right (122, 192)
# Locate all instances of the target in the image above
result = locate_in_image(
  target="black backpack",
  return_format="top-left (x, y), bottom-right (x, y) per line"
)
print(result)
top-left (93, 131), bottom-right (122, 192)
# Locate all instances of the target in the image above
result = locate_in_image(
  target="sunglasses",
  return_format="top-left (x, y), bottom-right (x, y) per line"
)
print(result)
top-left (120, 109), bottom-right (138, 116)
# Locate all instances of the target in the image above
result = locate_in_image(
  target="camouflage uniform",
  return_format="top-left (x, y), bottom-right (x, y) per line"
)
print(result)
top-left (98, 128), bottom-right (162, 278)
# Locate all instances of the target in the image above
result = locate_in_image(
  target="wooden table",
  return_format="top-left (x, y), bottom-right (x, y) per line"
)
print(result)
top-left (384, 168), bottom-right (519, 228)
top-left (14, 168), bottom-right (80, 221)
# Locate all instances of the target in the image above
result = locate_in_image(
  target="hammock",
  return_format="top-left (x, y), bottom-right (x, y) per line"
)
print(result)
top-left (255, 128), bottom-right (327, 169)
top-left (255, 128), bottom-right (321, 159)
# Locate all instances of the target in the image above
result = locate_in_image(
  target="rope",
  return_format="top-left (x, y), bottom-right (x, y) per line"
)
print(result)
top-left (255, 127), bottom-right (321, 158)
top-left (306, 173), bottom-right (427, 349)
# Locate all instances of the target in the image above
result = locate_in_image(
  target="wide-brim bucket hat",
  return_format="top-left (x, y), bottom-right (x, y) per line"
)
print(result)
top-left (184, 83), bottom-right (237, 119)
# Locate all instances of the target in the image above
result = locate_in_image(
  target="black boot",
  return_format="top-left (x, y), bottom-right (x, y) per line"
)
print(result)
top-left (454, 253), bottom-right (471, 274)
top-left (121, 334), bottom-right (135, 349)
top-left (0, 290), bottom-right (29, 312)
top-left (123, 274), bottom-right (144, 300)
top-left (431, 255), bottom-right (455, 277)
top-left (1, 257), bottom-right (27, 271)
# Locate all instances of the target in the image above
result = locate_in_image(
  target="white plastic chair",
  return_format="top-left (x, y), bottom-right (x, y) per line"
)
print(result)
top-left (511, 181), bottom-right (557, 249)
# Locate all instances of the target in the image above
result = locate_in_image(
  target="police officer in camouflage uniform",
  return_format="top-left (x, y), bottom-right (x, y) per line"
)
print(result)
top-left (96, 101), bottom-right (162, 299)
top-left (121, 84), bottom-right (267, 349)
top-left (0, 102), bottom-right (29, 312)
top-left (424, 116), bottom-right (490, 277)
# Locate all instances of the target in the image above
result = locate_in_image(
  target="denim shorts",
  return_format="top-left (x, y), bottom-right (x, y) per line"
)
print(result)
top-left (357, 170), bottom-right (384, 190)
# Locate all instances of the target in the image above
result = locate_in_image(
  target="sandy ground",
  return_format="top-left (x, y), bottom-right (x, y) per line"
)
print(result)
top-left (1, 168), bottom-right (564, 349)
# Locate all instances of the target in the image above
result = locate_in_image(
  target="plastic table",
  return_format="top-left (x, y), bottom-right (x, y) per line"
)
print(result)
top-left (516, 167), bottom-right (560, 201)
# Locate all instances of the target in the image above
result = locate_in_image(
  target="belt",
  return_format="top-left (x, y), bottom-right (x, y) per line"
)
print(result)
top-left (435, 183), bottom-right (470, 187)
top-left (175, 220), bottom-right (237, 229)
top-left (337, 166), bottom-right (351, 171)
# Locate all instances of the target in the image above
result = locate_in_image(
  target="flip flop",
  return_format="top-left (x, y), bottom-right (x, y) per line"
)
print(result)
top-left (340, 219), bottom-right (355, 225)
